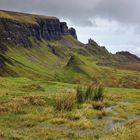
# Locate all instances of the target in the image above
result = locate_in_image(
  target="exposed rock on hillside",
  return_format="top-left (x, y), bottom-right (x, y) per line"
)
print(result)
top-left (116, 51), bottom-right (140, 62)
top-left (85, 38), bottom-right (109, 56)
top-left (88, 38), bottom-right (98, 46)
top-left (0, 10), bottom-right (140, 84)
top-left (0, 10), bottom-right (77, 48)
top-left (68, 28), bottom-right (77, 40)
top-left (67, 55), bottom-right (84, 66)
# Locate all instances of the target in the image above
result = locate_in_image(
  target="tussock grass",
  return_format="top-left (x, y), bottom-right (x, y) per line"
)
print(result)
top-left (67, 111), bottom-right (82, 121)
top-left (101, 119), bottom-right (140, 140)
top-left (0, 132), bottom-right (5, 139)
top-left (0, 107), bottom-right (9, 115)
top-left (21, 84), bottom-right (45, 91)
top-left (0, 96), bottom-right (47, 114)
top-left (54, 111), bottom-right (83, 121)
top-left (76, 84), bottom-right (105, 103)
top-left (92, 86), bottom-right (104, 101)
top-left (54, 93), bottom-right (75, 111)
top-left (85, 85), bottom-right (94, 101)
top-left (76, 86), bottom-right (86, 103)
top-left (92, 101), bottom-right (104, 110)
top-left (69, 119), bottom-right (94, 130)
top-left (50, 118), bottom-right (68, 125)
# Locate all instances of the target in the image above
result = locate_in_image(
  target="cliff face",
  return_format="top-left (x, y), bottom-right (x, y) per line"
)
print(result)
top-left (0, 10), bottom-right (77, 48)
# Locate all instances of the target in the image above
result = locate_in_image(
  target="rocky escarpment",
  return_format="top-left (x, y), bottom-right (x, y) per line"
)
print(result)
top-left (0, 10), bottom-right (77, 48)
top-left (85, 38), bottom-right (109, 56)
top-left (116, 51), bottom-right (140, 62)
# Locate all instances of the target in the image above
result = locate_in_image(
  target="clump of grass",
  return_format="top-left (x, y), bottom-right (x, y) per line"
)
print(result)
top-left (50, 118), bottom-right (68, 125)
top-left (67, 111), bottom-right (82, 121)
top-left (92, 101), bottom-right (104, 110)
top-left (97, 110), bottom-right (107, 119)
top-left (76, 86), bottom-right (86, 103)
top-left (76, 85), bottom-right (104, 103)
top-left (0, 106), bottom-right (9, 115)
top-left (69, 119), bottom-right (94, 130)
top-left (85, 85), bottom-right (94, 101)
top-left (0, 131), bottom-right (5, 139)
top-left (1, 96), bottom-right (47, 114)
top-left (91, 86), bottom-right (104, 101)
top-left (22, 96), bottom-right (46, 106)
top-left (103, 119), bottom-right (140, 140)
top-left (55, 93), bottom-right (75, 111)
top-left (21, 84), bottom-right (45, 91)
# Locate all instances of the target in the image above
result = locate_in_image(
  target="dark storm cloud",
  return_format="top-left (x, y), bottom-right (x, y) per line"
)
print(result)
top-left (0, 0), bottom-right (140, 27)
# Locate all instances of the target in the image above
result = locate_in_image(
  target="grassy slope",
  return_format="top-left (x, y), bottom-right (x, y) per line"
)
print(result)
top-left (0, 10), bottom-right (139, 88)
top-left (0, 35), bottom-right (139, 88)
top-left (0, 10), bottom-right (57, 24)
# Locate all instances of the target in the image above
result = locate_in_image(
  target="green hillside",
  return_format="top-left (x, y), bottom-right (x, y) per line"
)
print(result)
top-left (0, 34), bottom-right (139, 88)
top-left (0, 10), bottom-right (139, 89)
top-left (0, 10), bottom-right (57, 24)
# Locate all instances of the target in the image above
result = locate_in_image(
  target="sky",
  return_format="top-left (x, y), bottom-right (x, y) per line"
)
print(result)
top-left (0, 0), bottom-right (140, 56)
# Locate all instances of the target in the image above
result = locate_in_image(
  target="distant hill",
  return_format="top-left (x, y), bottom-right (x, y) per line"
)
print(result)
top-left (0, 10), bottom-right (140, 88)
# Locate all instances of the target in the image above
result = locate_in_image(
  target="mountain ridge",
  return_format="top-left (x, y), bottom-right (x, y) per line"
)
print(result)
top-left (0, 10), bottom-right (140, 88)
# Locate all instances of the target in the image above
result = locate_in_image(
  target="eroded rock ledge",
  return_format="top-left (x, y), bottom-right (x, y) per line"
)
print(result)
top-left (0, 10), bottom-right (77, 48)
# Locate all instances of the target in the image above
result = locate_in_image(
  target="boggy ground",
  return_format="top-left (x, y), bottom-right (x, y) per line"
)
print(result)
top-left (0, 77), bottom-right (140, 140)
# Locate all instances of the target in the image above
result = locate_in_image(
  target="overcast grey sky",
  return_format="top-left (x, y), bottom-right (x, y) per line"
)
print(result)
top-left (0, 0), bottom-right (140, 56)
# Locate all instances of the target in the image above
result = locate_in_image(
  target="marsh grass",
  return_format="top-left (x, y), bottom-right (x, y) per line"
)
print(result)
top-left (102, 119), bottom-right (140, 140)
top-left (21, 84), bottom-right (45, 92)
top-left (55, 93), bottom-right (75, 111)
top-left (76, 85), bottom-right (104, 103)
top-left (76, 86), bottom-right (86, 103)
top-left (69, 119), bottom-right (94, 130)
top-left (0, 131), bottom-right (5, 139)
top-left (0, 77), bottom-right (140, 139)
top-left (50, 118), bottom-right (68, 125)
top-left (92, 86), bottom-right (104, 101)
top-left (85, 85), bottom-right (94, 101)
top-left (92, 101), bottom-right (104, 110)
top-left (0, 96), bottom-right (47, 114)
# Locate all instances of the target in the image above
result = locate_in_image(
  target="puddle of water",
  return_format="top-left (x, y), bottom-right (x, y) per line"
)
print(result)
top-left (102, 116), bottom-right (126, 130)
top-left (34, 122), bottom-right (95, 136)
top-left (105, 104), bottom-right (117, 111)
top-left (96, 102), bottom-right (139, 130)
top-left (119, 102), bottom-right (129, 105)
top-left (104, 102), bottom-right (130, 112)
top-left (32, 101), bottom-right (139, 136)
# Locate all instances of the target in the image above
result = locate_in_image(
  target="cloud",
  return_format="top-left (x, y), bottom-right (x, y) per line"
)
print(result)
top-left (0, 0), bottom-right (140, 27)
top-left (0, 0), bottom-right (140, 56)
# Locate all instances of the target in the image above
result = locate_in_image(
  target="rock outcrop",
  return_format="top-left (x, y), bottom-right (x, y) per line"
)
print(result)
top-left (67, 55), bottom-right (84, 66)
top-left (85, 38), bottom-right (109, 56)
top-left (116, 51), bottom-right (140, 61)
top-left (0, 10), bottom-right (77, 48)
top-left (68, 28), bottom-right (77, 40)
top-left (88, 38), bottom-right (98, 46)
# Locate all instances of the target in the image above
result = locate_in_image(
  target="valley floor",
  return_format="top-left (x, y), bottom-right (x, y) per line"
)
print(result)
top-left (0, 77), bottom-right (140, 140)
